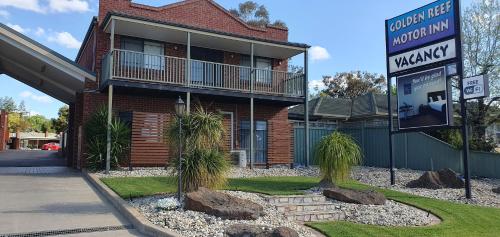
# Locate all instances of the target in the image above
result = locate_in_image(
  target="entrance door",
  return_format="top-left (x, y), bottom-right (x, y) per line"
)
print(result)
top-left (190, 47), bottom-right (223, 87)
top-left (240, 121), bottom-right (268, 165)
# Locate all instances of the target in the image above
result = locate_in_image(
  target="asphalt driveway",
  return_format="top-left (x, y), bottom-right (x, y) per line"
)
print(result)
top-left (0, 167), bottom-right (143, 236)
top-left (0, 150), bottom-right (66, 167)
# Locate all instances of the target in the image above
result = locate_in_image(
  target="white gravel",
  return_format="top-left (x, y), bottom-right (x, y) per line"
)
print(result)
top-left (97, 166), bottom-right (500, 208)
top-left (351, 166), bottom-right (500, 208)
top-left (129, 191), bottom-right (315, 237)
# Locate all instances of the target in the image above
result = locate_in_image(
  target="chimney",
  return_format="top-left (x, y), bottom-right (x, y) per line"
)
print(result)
top-left (45, 131), bottom-right (49, 138)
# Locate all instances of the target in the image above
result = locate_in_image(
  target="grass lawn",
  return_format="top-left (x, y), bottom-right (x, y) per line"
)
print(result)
top-left (100, 176), bottom-right (500, 237)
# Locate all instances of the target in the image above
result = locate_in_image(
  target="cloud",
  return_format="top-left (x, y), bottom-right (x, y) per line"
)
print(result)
top-left (48, 0), bottom-right (90, 13)
top-left (0, 0), bottom-right (90, 14)
top-left (47, 31), bottom-right (81, 49)
top-left (34, 27), bottom-right (46, 37)
top-left (6, 23), bottom-right (30, 34)
top-left (309, 79), bottom-right (325, 91)
top-left (20, 91), bottom-right (53, 103)
top-left (0, 0), bottom-right (44, 13)
top-left (309, 46), bottom-right (331, 62)
top-left (0, 10), bottom-right (10, 18)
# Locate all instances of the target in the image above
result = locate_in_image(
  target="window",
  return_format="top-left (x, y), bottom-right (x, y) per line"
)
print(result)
top-left (120, 37), bottom-right (165, 70)
top-left (239, 56), bottom-right (272, 83)
top-left (240, 120), bottom-right (268, 164)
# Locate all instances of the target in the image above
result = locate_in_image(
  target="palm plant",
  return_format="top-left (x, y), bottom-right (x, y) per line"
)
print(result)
top-left (84, 106), bottom-right (130, 171)
top-left (166, 104), bottom-right (229, 192)
top-left (315, 131), bottom-right (362, 186)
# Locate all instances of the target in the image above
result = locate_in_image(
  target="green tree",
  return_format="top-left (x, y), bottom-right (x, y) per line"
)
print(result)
top-left (229, 1), bottom-right (287, 28)
top-left (461, 0), bottom-right (499, 151)
top-left (0, 96), bottom-right (17, 113)
top-left (26, 115), bottom-right (53, 133)
top-left (322, 71), bottom-right (387, 99)
top-left (7, 113), bottom-right (30, 132)
top-left (51, 105), bottom-right (69, 133)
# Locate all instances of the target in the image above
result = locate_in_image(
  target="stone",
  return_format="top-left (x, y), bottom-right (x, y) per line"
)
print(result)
top-left (323, 187), bottom-right (386, 205)
top-left (185, 187), bottom-right (264, 220)
top-left (406, 168), bottom-right (464, 189)
top-left (223, 225), bottom-right (299, 237)
top-left (224, 224), bottom-right (270, 237)
top-left (318, 178), bottom-right (337, 189)
top-left (272, 227), bottom-right (299, 237)
top-left (493, 187), bottom-right (500, 194)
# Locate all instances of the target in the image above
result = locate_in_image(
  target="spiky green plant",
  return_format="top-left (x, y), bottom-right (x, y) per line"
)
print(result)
top-left (84, 106), bottom-right (130, 171)
top-left (315, 131), bottom-right (362, 184)
top-left (165, 103), bottom-right (229, 192)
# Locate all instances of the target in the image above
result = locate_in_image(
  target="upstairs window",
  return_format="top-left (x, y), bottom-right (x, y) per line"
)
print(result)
top-left (120, 37), bottom-right (165, 70)
top-left (239, 56), bottom-right (272, 84)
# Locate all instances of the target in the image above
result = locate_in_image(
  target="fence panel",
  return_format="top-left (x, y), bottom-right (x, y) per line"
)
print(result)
top-left (293, 123), bottom-right (500, 178)
top-left (293, 123), bottom-right (336, 166)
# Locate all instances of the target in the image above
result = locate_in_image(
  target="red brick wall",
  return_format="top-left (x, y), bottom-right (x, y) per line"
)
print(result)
top-left (0, 111), bottom-right (8, 151)
top-left (73, 92), bottom-right (292, 168)
top-left (76, 26), bottom-right (96, 72)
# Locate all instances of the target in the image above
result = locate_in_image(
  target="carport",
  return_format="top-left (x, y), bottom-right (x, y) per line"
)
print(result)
top-left (0, 23), bottom-right (96, 167)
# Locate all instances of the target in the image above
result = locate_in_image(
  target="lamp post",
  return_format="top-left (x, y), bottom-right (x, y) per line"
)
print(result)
top-left (174, 96), bottom-right (186, 201)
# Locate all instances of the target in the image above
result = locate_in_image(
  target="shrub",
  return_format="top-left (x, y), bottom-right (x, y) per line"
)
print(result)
top-left (166, 104), bottom-right (229, 192)
top-left (315, 131), bottom-right (362, 184)
top-left (84, 106), bottom-right (130, 171)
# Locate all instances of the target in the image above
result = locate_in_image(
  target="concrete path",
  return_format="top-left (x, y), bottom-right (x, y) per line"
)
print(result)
top-left (0, 150), bottom-right (66, 167)
top-left (0, 167), bottom-right (144, 236)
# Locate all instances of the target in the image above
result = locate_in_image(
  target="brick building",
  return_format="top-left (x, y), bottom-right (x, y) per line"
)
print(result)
top-left (72, 0), bottom-right (310, 168)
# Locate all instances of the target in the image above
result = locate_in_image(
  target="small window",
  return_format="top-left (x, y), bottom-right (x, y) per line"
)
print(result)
top-left (240, 120), bottom-right (268, 164)
top-left (239, 56), bottom-right (272, 84)
top-left (120, 37), bottom-right (165, 70)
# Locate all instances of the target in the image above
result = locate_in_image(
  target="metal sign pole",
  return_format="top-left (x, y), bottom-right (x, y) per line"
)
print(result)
top-left (455, 0), bottom-right (472, 199)
top-left (385, 20), bottom-right (395, 186)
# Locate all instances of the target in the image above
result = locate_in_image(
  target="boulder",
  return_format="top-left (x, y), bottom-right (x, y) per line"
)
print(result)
top-left (272, 227), bottom-right (299, 237)
top-left (406, 168), bottom-right (464, 189)
top-left (224, 225), bottom-right (299, 237)
top-left (493, 187), bottom-right (500, 194)
top-left (323, 187), bottom-right (386, 205)
top-left (185, 187), bottom-right (264, 220)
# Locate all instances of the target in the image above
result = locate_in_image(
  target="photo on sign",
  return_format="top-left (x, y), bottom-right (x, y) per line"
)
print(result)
top-left (397, 67), bottom-right (451, 130)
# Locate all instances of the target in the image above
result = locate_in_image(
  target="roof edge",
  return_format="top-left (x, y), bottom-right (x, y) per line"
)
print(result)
top-left (75, 16), bottom-right (98, 63)
top-left (101, 12), bottom-right (310, 49)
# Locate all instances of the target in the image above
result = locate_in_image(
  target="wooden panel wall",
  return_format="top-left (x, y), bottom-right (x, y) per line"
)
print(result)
top-left (130, 112), bottom-right (170, 166)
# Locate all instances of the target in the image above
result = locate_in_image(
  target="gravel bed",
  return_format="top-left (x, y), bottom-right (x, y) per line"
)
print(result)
top-left (351, 166), bottom-right (500, 208)
top-left (129, 191), bottom-right (315, 237)
top-left (96, 166), bottom-right (500, 207)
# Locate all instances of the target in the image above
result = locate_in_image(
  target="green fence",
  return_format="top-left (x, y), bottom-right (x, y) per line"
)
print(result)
top-left (293, 123), bottom-right (500, 179)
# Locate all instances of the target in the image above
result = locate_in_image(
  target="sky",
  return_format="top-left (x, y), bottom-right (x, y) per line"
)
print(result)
top-left (0, 0), bottom-right (474, 119)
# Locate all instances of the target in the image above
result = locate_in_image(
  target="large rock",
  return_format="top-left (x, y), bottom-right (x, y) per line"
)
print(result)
top-left (323, 187), bottom-right (386, 205)
top-left (224, 225), bottom-right (299, 237)
top-left (406, 168), bottom-right (465, 189)
top-left (185, 187), bottom-right (264, 220)
top-left (493, 187), bottom-right (500, 194)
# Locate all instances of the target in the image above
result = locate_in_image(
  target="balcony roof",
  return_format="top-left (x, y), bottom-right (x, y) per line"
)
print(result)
top-left (102, 12), bottom-right (310, 59)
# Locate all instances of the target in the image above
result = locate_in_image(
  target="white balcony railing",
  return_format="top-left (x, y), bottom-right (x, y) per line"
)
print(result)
top-left (102, 49), bottom-right (304, 98)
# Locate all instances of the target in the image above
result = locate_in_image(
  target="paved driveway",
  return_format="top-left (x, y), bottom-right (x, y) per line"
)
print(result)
top-left (0, 150), bottom-right (66, 167)
top-left (0, 167), bottom-right (143, 236)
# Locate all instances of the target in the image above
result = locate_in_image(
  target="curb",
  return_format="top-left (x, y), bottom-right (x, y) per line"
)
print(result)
top-left (83, 172), bottom-right (182, 237)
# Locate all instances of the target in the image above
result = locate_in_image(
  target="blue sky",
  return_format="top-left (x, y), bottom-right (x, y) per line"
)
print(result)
top-left (0, 0), bottom-right (474, 119)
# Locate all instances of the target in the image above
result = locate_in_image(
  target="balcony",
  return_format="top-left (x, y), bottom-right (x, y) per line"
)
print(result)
top-left (101, 49), bottom-right (305, 99)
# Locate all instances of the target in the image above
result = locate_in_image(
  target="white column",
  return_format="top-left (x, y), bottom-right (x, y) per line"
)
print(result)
top-left (250, 43), bottom-right (255, 169)
top-left (105, 18), bottom-right (115, 174)
top-left (186, 32), bottom-right (191, 114)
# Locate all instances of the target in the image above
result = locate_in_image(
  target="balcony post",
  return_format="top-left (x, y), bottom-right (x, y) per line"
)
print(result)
top-left (304, 49), bottom-right (310, 167)
top-left (250, 43), bottom-right (255, 169)
top-left (186, 32), bottom-right (191, 114)
top-left (105, 18), bottom-right (115, 174)
top-left (109, 18), bottom-right (115, 81)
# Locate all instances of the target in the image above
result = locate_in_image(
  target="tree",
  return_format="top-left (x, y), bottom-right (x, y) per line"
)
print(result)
top-left (0, 96), bottom-right (17, 113)
top-left (321, 71), bottom-right (387, 99)
top-left (229, 1), bottom-right (287, 29)
top-left (26, 115), bottom-right (53, 133)
top-left (17, 101), bottom-right (27, 114)
top-left (51, 105), bottom-right (69, 133)
top-left (461, 0), bottom-right (499, 150)
top-left (7, 113), bottom-right (30, 132)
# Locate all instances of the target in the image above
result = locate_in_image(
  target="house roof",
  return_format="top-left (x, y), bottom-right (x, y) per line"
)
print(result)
top-left (289, 92), bottom-right (397, 120)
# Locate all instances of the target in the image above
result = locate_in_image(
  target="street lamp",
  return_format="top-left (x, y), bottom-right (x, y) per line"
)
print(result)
top-left (175, 96), bottom-right (186, 201)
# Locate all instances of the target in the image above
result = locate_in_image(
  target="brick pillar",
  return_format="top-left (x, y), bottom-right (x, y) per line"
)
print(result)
top-left (0, 110), bottom-right (8, 151)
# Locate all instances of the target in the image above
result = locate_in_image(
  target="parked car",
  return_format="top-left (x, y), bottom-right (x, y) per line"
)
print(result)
top-left (41, 143), bottom-right (60, 151)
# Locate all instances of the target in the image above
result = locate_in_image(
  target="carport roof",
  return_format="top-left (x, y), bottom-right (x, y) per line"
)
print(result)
top-left (0, 23), bottom-right (96, 104)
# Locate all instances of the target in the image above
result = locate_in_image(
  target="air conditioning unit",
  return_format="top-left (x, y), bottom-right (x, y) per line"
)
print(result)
top-left (230, 150), bottom-right (247, 168)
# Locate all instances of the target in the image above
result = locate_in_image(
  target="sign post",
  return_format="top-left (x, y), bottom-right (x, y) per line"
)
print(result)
top-left (385, 0), bottom-right (472, 198)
